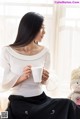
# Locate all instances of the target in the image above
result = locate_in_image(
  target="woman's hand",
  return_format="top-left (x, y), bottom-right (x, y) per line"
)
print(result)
top-left (41, 68), bottom-right (49, 84)
top-left (21, 65), bottom-right (32, 80)
top-left (13, 65), bottom-right (32, 87)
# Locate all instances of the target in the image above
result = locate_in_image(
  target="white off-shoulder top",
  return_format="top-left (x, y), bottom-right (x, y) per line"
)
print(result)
top-left (0, 46), bottom-right (52, 97)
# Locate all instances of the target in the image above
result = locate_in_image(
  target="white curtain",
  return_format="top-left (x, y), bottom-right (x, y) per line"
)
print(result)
top-left (53, 5), bottom-right (80, 98)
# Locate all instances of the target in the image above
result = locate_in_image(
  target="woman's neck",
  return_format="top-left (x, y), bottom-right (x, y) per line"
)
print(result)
top-left (11, 42), bottom-right (44, 55)
top-left (23, 42), bottom-right (38, 52)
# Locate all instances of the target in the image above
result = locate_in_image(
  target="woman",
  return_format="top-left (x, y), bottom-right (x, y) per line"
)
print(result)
top-left (0, 12), bottom-right (80, 119)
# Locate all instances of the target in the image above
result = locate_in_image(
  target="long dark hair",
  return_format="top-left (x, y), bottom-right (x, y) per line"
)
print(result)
top-left (10, 12), bottom-right (44, 47)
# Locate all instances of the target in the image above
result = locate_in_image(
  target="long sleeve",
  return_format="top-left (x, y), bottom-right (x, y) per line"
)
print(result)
top-left (44, 51), bottom-right (58, 91)
top-left (0, 47), bottom-right (20, 92)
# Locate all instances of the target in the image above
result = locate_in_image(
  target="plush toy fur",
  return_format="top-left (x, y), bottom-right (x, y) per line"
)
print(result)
top-left (69, 67), bottom-right (80, 105)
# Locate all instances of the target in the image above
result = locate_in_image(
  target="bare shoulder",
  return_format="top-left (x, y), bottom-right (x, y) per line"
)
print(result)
top-left (10, 46), bottom-right (21, 51)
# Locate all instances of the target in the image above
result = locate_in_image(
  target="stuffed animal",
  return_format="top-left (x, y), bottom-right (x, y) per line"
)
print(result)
top-left (69, 67), bottom-right (80, 105)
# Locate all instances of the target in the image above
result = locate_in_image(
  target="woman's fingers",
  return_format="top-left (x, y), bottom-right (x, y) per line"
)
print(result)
top-left (23, 70), bottom-right (31, 78)
top-left (43, 69), bottom-right (49, 76)
top-left (43, 69), bottom-right (49, 74)
top-left (23, 69), bottom-right (31, 73)
top-left (42, 74), bottom-right (49, 80)
top-left (24, 73), bottom-right (31, 78)
top-left (42, 69), bottom-right (49, 81)
top-left (42, 72), bottom-right (49, 77)
top-left (23, 67), bottom-right (31, 72)
top-left (23, 65), bottom-right (32, 71)
top-left (22, 71), bottom-right (31, 79)
top-left (22, 66), bottom-right (32, 80)
top-left (23, 66), bottom-right (32, 75)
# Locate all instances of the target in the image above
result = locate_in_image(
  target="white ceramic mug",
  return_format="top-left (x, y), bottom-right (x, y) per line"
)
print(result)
top-left (32, 66), bottom-right (43, 83)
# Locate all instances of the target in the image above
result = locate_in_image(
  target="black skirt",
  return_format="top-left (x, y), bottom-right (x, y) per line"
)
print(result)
top-left (6, 92), bottom-right (80, 119)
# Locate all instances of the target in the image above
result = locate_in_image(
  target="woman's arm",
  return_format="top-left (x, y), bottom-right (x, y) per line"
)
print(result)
top-left (41, 51), bottom-right (50, 84)
top-left (41, 50), bottom-right (58, 91)
top-left (0, 47), bottom-right (31, 91)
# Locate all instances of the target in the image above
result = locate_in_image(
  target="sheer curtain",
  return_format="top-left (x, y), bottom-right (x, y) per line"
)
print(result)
top-left (53, 5), bottom-right (80, 98)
